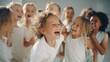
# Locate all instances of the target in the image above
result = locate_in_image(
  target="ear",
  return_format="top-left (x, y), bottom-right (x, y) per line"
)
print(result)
top-left (40, 28), bottom-right (45, 34)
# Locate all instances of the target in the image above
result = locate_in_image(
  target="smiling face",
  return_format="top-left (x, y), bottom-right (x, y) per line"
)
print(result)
top-left (64, 9), bottom-right (74, 21)
top-left (11, 5), bottom-right (23, 20)
top-left (71, 17), bottom-right (83, 38)
top-left (24, 5), bottom-right (36, 20)
top-left (41, 15), bottom-right (62, 40)
top-left (46, 4), bottom-right (60, 17)
top-left (90, 16), bottom-right (101, 31)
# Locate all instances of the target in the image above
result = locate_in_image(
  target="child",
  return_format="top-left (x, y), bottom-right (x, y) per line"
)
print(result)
top-left (45, 2), bottom-right (61, 17)
top-left (63, 16), bottom-right (96, 62)
top-left (29, 12), bottom-right (64, 62)
top-left (62, 6), bottom-right (74, 32)
top-left (7, 2), bottom-right (24, 62)
top-left (0, 6), bottom-right (14, 62)
top-left (23, 3), bottom-right (37, 62)
top-left (45, 2), bottom-right (64, 62)
top-left (80, 8), bottom-right (94, 19)
top-left (90, 12), bottom-right (109, 62)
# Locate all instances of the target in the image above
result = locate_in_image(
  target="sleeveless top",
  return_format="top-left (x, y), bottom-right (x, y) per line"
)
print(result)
top-left (65, 34), bottom-right (86, 62)
top-left (96, 31), bottom-right (105, 62)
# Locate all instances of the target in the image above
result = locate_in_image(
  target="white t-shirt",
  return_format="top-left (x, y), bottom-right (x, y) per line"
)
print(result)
top-left (0, 36), bottom-right (11, 62)
top-left (23, 26), bottom-right (33, 62)
top-left (10, 27), bottom-right (25, 62)
top-left (63, 19), bottom-right (73, 32)
top-left (30, 35), bottom-right (64, 62)
top-left (65, 34), bottom-right (86, 62)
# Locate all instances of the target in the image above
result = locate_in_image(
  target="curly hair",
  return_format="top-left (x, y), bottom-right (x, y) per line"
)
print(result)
top-left (31, 12), bottom-right (62, 39)
top-left (92, 12), bottom-right (109, 32)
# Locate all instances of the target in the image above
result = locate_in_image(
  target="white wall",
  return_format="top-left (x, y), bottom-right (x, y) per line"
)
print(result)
top-left (0, 0), bottom-right (110, 62)
top-left (22, 0), bottom-right (110, 31)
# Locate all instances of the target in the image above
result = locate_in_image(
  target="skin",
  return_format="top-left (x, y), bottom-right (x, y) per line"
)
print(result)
top-left (71, 18), bottom-right (83, 39)
top-left (41, 15), bottom-right (62, 47)
top-left (46, 4), bottom-right (60, 17)
top-left (90, 16), bottom-right (108, 55)
top-left (23, 5), bottom-right (36, 27)
top-left (62, 17), bottom-right (97, 62)
top-left (23, 5), bottom-right (36, 47)
top-left (11, 5), bottom-right (23, 20)
top-left (64, 9), bottom-right (74, 23)
top-left (11, 5), bottom-right (23, 27)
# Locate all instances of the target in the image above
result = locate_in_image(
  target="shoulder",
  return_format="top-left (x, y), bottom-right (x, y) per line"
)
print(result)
top-left (32, 39), bottom-right (43, 52)
top-left (102, 32), bottom-right (108, 43)
top-left (85, 37), bottom-right (94, 49)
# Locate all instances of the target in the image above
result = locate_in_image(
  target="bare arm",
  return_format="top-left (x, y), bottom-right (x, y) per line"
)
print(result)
top-left (91, 32), bottom-right (108, 55)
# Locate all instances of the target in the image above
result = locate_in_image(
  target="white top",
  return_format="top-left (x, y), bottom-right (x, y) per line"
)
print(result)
top-left (23, 26), bottom-right (33, 62)
top-left (65, 34), bottom-right (86, 62)
top-left (63, 19), bottom-right (73, 32)
top-left (0, 36), bottom-right (11, 62)
top-left (96, 31), bottom-right (105, 62)
top-left (30, 35), bottom-right (64, 62)
top-left (10, 27), bottom-right (25, 61)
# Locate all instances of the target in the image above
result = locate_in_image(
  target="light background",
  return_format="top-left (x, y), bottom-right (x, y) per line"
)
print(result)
top-left (0, 0), bottom-right (110, 62)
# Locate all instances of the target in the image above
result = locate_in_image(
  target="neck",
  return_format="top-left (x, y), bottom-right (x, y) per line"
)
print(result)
top-left (67, 19), bottom-right (72, 24)
top-left (72, 34), bottom-right (81, 39)
top-left (44, 36), bottom-right (56, 48)
top-left (25, 20), bottom-right (30, 28)
top-left (14, 20), bottom-right (19, 27)
top-left (93, 28), bottom-right (99, 35)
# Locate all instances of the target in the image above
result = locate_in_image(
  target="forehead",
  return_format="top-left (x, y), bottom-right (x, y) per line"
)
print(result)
top-left (25, 5), bottom-right (36, 11)
top-left (12, 5), bottom-right (22, 10)
top-left (90, 16), bottom-right (99, 20)
top-left (73, 18), bottom-right (82, 24)
top-left (46, 15), bottom-right (60, 24)
top-left (66, 9), bottom-right (73, 12)
top-left (48, 4), bottom-right (59, 10)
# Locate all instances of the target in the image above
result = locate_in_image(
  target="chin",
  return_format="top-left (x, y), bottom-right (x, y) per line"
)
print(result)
top-left (55, 36), bottom-right (60, 39)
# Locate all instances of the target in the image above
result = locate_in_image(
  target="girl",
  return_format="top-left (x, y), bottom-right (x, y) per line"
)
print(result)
top-left (80, 8), bottom-right (94, 19)
top-left (29, 12), bottom-right (64, 62)
top-left (0, 6), bottom-right (14, 62)
top-left (90, 12), bottom-right (109, 62)
top-left (45, 2), bottom-right (61, 17)
top-left (23, 3), bottom-right (37, 62)
top-left (62, 6), bottom-right (74, 32)
top-left (7, 2), bottom-right (24, 62)
top-left (64, 16), bottom-right (96, 62)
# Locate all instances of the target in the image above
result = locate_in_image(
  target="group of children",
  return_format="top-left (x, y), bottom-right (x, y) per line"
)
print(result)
top-left (0, 1), bottom-right (109, 62)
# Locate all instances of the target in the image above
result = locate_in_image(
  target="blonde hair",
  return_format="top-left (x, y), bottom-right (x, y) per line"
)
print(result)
top-left (23, 3), bottom-right (37, 12)
top-left (80, 8), bottom-right (93, 19)
top-left (62, 6), bottom-right (74, 20)
top-left (46, 2), bottom-right (61, 13)
top-left (63, 7), bottom-right (74, 15)
top-left (30, 12), bottom-right (62, 39)
top-left (7, 2), bottom-right (22, 9)
top-left (75, 16), bottom-right (91, 37)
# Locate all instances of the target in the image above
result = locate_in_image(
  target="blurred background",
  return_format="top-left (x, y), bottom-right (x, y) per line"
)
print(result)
top-left (0, 0), bottom-right (110, 62)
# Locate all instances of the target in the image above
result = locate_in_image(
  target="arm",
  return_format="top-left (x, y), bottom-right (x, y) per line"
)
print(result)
top-left (91, 32), bottom-right (108, 55)
top-left (93, 48), bottom-right (97, 62)
top-left (85, 37), bottom-right (97, 62)
top-left (24, 37), bottom-right (35, 47)
top-left (6, 31), bottom-right (12, 47)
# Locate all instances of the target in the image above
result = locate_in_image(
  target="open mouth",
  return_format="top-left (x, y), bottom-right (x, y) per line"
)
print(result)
top-left (54, 31), bottom-right (60, 36)
top-left (17, 16), bottom-right (22, 18)
top-left (71, 29), bottom-right (77, 32)
top-left (27, 15), bottom-right (31, 17)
